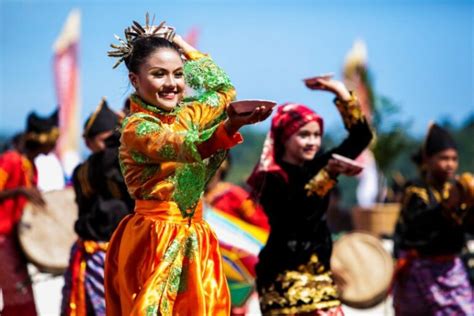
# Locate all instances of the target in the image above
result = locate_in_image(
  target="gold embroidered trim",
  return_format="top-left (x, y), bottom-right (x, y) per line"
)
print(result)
top-left (404, 185), bottom-right (429, 205)
top-left (83, 240), bottom-right (108, 253)
top-left (24, 127), bottom-right (59, 145)
top-left (262, 300), bottom-right (341, 315)
top-left (259, 254), bottom-right (341, 315)
top-left (334, 91), bottom-right (364, 129)
top-left (430, 182), bottom-right (451, 203)
top-left (83, 97), bottom-right (106, 137)
top-left (305, 168), bottom-right (337, 197)
top-left (444, 176), bottom-right (473, 225)
top-left (458, 172), bottom-right (474, 202)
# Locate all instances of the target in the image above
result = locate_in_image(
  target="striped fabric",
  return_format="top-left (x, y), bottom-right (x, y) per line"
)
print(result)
top-left (84, 249), bottom-right (106, 315)
top-left (61, 240), bottom-right (107, 316)
top-left (204, 203), bottom-right (268, 308)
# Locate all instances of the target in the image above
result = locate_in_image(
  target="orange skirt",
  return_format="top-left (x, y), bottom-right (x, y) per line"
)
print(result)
top-left (105, 200), bottom-right (230, 315)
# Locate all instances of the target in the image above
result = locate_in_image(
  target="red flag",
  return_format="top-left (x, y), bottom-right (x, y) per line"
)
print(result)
top-left (53, 9), bottom-right (81, 178)
top-left (184, 26), bottom-right (200, 49)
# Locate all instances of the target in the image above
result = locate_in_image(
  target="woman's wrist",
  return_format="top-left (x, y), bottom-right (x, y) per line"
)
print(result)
top-left (326, 168), bottom-right (339, 179)
top-left (335, 88), bottom-right (352, 102)
top-left (173, 35), bottom-right (198, 56)
top-left (223, 119), bottom-right (240, 136)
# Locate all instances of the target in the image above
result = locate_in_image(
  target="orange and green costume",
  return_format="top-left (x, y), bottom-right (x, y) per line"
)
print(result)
top-left (104, 51), bottom-right (242, 315)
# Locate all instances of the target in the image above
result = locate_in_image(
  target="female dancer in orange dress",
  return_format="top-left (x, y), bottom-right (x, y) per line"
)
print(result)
top-left (104, 16), bottom-right (272, 315)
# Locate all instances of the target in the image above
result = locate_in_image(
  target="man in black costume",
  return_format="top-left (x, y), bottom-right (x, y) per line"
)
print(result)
top-left (61, 98), bottom-right (134, 316)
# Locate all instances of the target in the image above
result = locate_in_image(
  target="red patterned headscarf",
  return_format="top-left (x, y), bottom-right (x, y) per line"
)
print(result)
top-left (247, 103), bottom-right (323, 190)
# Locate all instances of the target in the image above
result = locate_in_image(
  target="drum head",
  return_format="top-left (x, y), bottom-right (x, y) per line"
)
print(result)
top-left (18, 188), bottom-right (78, 274)
top-left (331, 231), bottom-right (394, 309)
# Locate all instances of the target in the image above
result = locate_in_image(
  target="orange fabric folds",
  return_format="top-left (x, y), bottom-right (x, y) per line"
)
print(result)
top-left (105, 200), bottom-right (230, 315)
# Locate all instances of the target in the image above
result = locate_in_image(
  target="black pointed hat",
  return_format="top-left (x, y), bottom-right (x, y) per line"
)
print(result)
top-left (423, 123), bottom-right (457, 157)
top-left (83, 98), bottom-right (119, 138)
top-left (24, 108), bottom-right (59, 144)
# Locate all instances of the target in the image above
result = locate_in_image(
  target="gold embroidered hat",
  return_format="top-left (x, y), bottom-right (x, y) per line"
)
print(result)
top-left (83, 98), bottom-right (119, 138)
top-left (24, 108), bottom-right (59, 145)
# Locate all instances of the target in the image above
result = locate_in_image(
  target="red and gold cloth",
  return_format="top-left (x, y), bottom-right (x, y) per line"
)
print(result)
top-left (206, 182), bottom-right (269, 230)
top-left (0, 150), bottom-right (38, 315)
top-left (62, 240), bottom-right (108, 316)
top-left (0, 150), bottom-right (37, 235)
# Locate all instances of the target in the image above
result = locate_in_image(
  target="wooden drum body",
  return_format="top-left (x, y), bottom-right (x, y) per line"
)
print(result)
top-left (331, 231), bottom-right (394, 309)
top-left (18, 188), bottom-right (78, 274)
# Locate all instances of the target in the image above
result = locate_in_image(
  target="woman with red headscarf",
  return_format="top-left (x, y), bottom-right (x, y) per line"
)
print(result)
top-left (248, 78), bottom-right (373, 315)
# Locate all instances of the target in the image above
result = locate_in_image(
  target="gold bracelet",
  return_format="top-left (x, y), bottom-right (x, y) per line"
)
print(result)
top-left (305, 169), bottom-right (337, 197)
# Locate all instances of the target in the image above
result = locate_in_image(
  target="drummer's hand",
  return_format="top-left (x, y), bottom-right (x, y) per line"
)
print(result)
top-left (327, 158), bottom-right (363, 178)
top-left (20, 187), bottom-right (46, 207)
top-left (331, 266), bottom-right (348, 292)
top-left (305, 77), bottom-right (352, 101)
top-left (224, 105), bottom-right (273, 135)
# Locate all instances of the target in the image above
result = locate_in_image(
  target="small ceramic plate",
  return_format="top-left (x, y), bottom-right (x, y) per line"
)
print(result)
top-left (303, 73), bottom-right (334, 85)
top-left (332, 153), bottom-right (364, 171)
top-left (229, 99), bottom-right (277, 115)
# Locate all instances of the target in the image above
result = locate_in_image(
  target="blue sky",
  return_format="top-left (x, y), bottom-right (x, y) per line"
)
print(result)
top-left (1, 0), bottom-right (473, 143)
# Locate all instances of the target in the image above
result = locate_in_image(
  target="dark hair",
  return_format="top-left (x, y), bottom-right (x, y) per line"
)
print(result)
top-left (124, 37), bottom-right (181, 73)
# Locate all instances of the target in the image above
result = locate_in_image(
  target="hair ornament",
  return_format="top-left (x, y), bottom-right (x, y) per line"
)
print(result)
top-left (108, 13), bottom-right (176, 69)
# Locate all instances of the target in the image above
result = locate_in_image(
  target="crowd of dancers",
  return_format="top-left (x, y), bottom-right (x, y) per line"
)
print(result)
top-left (0, 14), bottom-right (473, 316)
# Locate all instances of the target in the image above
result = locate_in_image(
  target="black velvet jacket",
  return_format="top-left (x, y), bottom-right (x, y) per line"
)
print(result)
top-left (394, 178), bottom-right (473, 257)
top-left (72, 133), bottom-right (134, 241)
top-left (256, 118), bottom-right (372, 288)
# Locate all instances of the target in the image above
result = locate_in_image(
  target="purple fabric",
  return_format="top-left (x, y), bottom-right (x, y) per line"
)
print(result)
top-left (393, 255), bottom-right (474, 316)
top-left (84, 249), bottom-right (106, 315)
top-left (61, 242), bottom-right (106, 316)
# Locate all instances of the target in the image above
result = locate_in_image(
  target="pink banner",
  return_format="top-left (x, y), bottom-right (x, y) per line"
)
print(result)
top-left (53, 10), bottom-right (81, 178)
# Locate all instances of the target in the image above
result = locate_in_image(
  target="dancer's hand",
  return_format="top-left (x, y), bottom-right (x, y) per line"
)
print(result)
top-left (305, 77), bottom-right (352, 101)
top-left (173, 34), bottom-right (198, 56)
top-left (224, 105), bottom-right (273, 135)
top-left (19, 187), bottom-right (46, 207)
top-left (326, 158), bottom-right (363, 178)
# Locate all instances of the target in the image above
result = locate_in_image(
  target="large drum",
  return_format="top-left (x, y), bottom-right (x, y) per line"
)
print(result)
top-left (18, 188), bottom-right (78, 274)
top-left (331, 231), bottom-right (394, 309)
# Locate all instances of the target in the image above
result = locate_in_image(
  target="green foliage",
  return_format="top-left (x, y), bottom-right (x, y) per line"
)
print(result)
top-left (446, 114), bottom-right (474, 173)
top-left (371, 95), bottom-right (412, 175)
top-left (372, 127), bottom-right (412, 173)
top-left (226, 127), bottom-right (267, 186)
